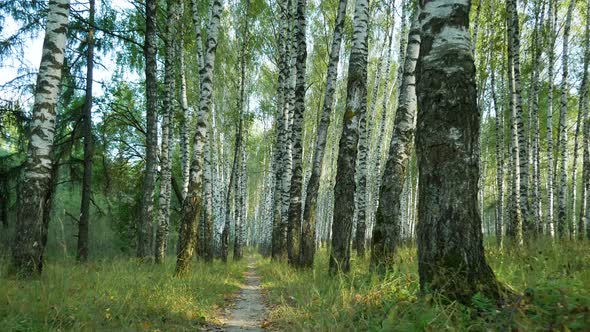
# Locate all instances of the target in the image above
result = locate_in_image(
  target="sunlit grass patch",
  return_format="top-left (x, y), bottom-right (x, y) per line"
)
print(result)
top-left (258, 240), bottom-right (590, 331)
top-left (0, 257), bottom-right (247, 331)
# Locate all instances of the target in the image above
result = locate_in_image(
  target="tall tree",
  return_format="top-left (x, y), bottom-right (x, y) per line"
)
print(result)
top-left (286, 0), bottom-right (307, 266)
top-left (300, 0), bottom-right (347, 268)
top-left (77, 0), bottom-right (95, 263)
top-left (415, 0), bottom-right (501, 303)
top-left (234, 126), bottom-right (247, 261)
top-left (12, 0), bottom-right (70, 276)
top-left (271, 0), bottom-right (291, 260)
top-left (176, 0), bottom-right (223, 275)
top-left (580, 0), bottom-right (590, 239)
top-left (490, 1), bottom-right (504, 247)
top-left (557, 0), bottom-right (574, 238)
top-left (365, 7), bottom-right (396, 231)
top-left (329, 0), bottom-right (369, 274)
top-left (202, 130), bottom-right (214, 262)
top-left (221, 119), bottom-right (242, 262)
top-left (506, 0), bottom-right (529, 243)
top-left (178, 33), bottom-right (191, 202)
top-left (370, 13), bottom-right (420, 274)
top-left (281, 0), bottom-right (296, 259)
top-left (223, 0), bottom-right (249, 262)
top-left (546, 0), bottom-right (556, 237)
top-left (530, 0), bottom-right (545, 234)
top-left (372, 0), bottom-right (404, 212)
top-left (155, 0), bottom-right (177, 263)
top-left (137, 0), bottom-right (158, 259)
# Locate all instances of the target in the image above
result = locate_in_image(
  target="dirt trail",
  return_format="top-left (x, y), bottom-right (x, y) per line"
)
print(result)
top-left (223, 257), bottom-right (267, 331)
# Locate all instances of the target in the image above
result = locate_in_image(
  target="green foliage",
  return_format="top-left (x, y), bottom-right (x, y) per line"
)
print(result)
top-left (257, 240), bottom-right (590, 331)
top-left (0, 257), bottom-right (247, 331)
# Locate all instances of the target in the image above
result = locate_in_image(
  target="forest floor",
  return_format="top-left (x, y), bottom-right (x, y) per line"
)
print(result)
top-left (257, 241), bottom-right (590, 331)
top-left (220, 256), bottom-right (268, 331)
top-left (0, 241), bottom-right (588, 331)
top-left (0, 256), bottom-right (248, 331)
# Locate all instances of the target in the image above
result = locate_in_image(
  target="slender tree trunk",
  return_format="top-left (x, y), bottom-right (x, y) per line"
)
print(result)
top-left (329, 0), bottom-right (369, 274)
top-left (372, 1), bottom-right (403, 205)
top-left (299, 0), bottom-right (347, 268)
top-left (546, 0), bottom-right (556, 237)
top-left (138, 0), bottom-right (158, 259)
top-left (504, 51), bottom-right (515, 239)
top-left (286, 0), bottom-right (307, 266)
top-left (202, 129), bottom-right (214, 262)
top-left (573, 100), bottom-right (583, 238)
top-left (178, 33), bottom-right (191, 202)
top-left (234, 128), bottom-right (247, 261)
top-left (77, 0), bottom-right (95, 263)
top-left (490, 7), bottom-right (504, 247)
top-left (154, 0), bottom-right (177, 263)
top-left (471, 0), bottom-right (482, 55)
top-left (222, 120), bottom-right (242, 262)
top-left (365, 7), bottom-right (395, 232)
top-left (557, 0), bottom-right (574, 239)
top-left (12, 0), bottom-right (69, 277)
top-left (530, 0), bottom-right (545, 235)
top-left (579, 0), bottom-right (590, 240)
top-left (415, 0), bottom-right (501, 304)
top-left (506, 0), bottom-right (529, 243)
top-left (370, 14), bottom-right (420, 274)
top-left (282, 0), bottom-right (296, 259)
top-left (176, 0), bottom-right (223, 275)
top-left (353, 8), bottom-right (393, 257)
top-left (191, 0), bottom-right (205, 87)
top-left (353, 77), bottom-right (370, 257)
top-left (233, 128), bottom-right (244, 261)
top-left (271, 0), bottom-right (291, 260)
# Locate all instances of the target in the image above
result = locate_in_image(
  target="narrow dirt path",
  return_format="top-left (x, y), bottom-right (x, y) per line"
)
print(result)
top-left (223, 256), bottom-right (267, 331)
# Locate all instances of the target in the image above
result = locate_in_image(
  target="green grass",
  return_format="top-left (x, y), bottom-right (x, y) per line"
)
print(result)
top-left (257, 240), bottom-right (590, 331)
top-left (0, 257), bottom-right (247, 331)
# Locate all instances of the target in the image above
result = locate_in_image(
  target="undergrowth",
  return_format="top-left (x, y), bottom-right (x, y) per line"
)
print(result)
top-left (257, 240), bottom-right (590, 331)
top-left (0, 257), bottom-right (246, 331)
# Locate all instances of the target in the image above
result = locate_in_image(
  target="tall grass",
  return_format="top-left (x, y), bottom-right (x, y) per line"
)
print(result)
top-left (257, 240), bottom-right (590, 331)
top-left (0, 258), bottom-right (247, 331)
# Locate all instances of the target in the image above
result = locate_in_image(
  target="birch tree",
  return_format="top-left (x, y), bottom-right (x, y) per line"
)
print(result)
top-left (370, 13), bottom-right (420, 274)
top-left (506, 0), bottom-right (528, 243)
top-left (234, 128), bottom-right (247, 260)
top-left (300, 0), bottom-right (347, 268)
top-left (202, 129), bottom-right (214, 262)
top-left (287, 0), bottom-right (307, 266)
top-left (221, 118), bottom-right (242, 262)
top-left (530, 0), bottom-right (545, 234)
top-left (329, 0), bottom-right (369, 274)
top-left (415, 0), bottom-right (501, 303)
top-left (12, 0), bottom-right (70, 276)
top-left (580, 0), bottom-right (590, 239)
top-left (490, 12), bottom-right (504, 247)
top-left (178, 35), bottom-right (191, 202)
top-left (557, 0), bottom-right (574, 238)
top-left (372, 0), bottom-right (405, 208)
top-left (137, 0), bottom-right (158, 259)
top-left (365, 8), bottom-right (395, 233)
top-left (546, 0), bottom-right (556, 237)
top-left (155, 0), bottom-right (177, 263)
top-left (176, 0), bottom-right (223, 275)
top-left (271, 0), bottom-right (291, 260)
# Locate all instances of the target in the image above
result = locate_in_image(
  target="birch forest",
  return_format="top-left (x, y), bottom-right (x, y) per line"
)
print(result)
top-left (1, 0), bottom-right (590, 330)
